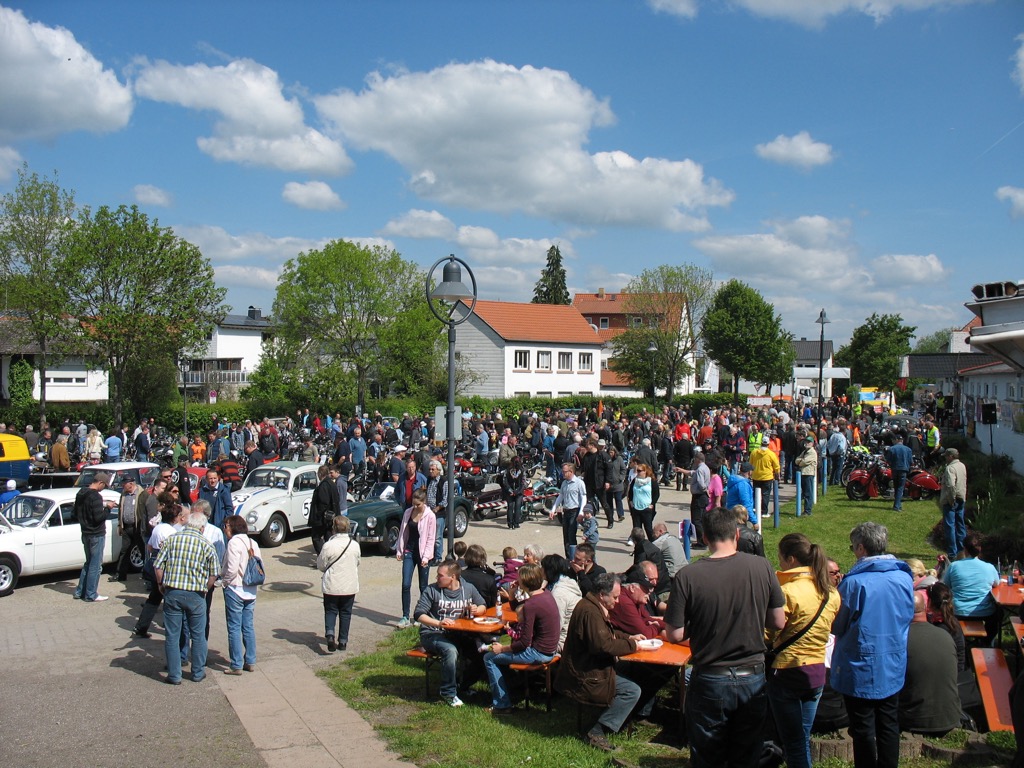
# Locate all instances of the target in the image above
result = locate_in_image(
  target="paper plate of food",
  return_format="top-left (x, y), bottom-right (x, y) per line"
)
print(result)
top-left (473, 617), bottom-right (501, 625)
top-left (636, 638), bottom-right (664, 651)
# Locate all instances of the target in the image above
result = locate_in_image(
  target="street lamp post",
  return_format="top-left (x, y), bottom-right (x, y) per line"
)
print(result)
top-left (647, 340), bottom-right (658, 401)
top-left (425, 255), bottom-right (478, 560)
top-left (816, 308), bottom-right (830, 413)
top-left (178, 357), bottom-right (191, 437)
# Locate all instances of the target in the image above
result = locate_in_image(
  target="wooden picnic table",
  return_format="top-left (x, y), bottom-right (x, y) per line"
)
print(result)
top-left (441, 604), bottom-right (517, 634)
top-left (621, 639), bottom-right (693, 726)
top-left (992, 583), bottom-right (1024, 609)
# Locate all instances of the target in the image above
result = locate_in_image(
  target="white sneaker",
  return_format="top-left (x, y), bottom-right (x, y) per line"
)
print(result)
top-left (396, 617), bottom-right (411, 629)
top-left (445, 695), bottom-right (464, 707)
top-left (90, 596), bottom-right (110, 602)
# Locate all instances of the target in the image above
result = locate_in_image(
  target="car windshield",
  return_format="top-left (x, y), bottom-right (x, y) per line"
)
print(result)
top-left (244, 468), bottom-right (290, 489)
top-left (367, 482), bottom-right (394, 501)
top-left (1, 495), bottom-right (53, 527)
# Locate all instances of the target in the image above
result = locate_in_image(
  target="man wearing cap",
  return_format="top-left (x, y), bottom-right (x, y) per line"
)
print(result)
top-left (113, 477), bottom-right (144, 582)
top-left (0, 479), bottom-right (20, 505)
top-left (795, 435), bottom-right (818, 517)
top-left (74, 472), bottom-right (115, 602)
top-left (389, 445), bottom-right (409, 484)
top-left (939, 448), bottom-right (967, 559)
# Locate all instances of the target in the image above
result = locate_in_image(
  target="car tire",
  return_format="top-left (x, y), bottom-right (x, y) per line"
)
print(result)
top-left (379, 520), bottom-right (401, 556)
top-left (0, 554), bottom-right (20, 597)
top-left (260, 513), bottom-right (288, 548)
top-left (129, 542), bottom-right (146, 572)
top-left (453, 505), bottom-right (469, 539)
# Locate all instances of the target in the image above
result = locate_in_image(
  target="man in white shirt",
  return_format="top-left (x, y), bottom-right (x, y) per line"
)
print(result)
top-left (551, 463), bottom-right (587, 559)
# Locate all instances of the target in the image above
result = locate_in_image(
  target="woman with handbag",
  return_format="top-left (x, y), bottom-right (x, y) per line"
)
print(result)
top-left (767, 533), bottom-right (841, 768)
top-left (318, 516), bottom-right (360, 652)
top-left (221, 514), bottom-right (261, 674)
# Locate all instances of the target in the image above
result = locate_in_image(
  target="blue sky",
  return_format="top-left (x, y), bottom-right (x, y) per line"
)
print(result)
top-left (1, 0), bottom-right (1021, 347)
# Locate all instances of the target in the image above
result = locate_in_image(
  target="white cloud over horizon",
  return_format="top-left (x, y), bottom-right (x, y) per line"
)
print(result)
top-left (133, 183), bottom-right (172, 207)
top-left (0, 6), bottom-right (132, 143)
top-left (871, 252), bottom-right (948, 282)
top-left (0, 146), bottom-right (23, 181)
top-left (1012, 34), bottom-right (1024, 94)
top-left (134, 57), bottom-right (351, 175)
top-left (755, 131), bottom-right (834, 170)
top-left (281, 180), bottom-right (345, 210)
top-left (996, 185), bottom-right (1024, 217)
top-left (650, 0), bottom-right (989, 28)
top-left (317, 60), bottom-right (733, 232)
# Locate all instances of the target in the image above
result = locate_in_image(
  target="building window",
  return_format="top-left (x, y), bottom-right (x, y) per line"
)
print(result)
top-left (559, 391), bottom-right (573, 398)
top-left (578, 391), bottom-right (593, 397)
top-left (601, 358), bottom-right (609, 369)
top-left (514, 391), bottom-right (530, 398)
top-left (558, 352), bottom-right (572, 371)
top-left (585, 316), bottom-right (592, 324)
top-left (514, 350), bottom-right (530, 370)
top-left (537, 351), bottom-right (551, 371)
top-left (45, 376), bottom-right (86, 386)
top-left (632, 317), bottom-right (643, 328)
top-left (599, 317), bottom-right (609, 329)
top-left (1009, 384), bottom-right (1015, 399)
top-left (536, 391), bottom-right (552, 398)
top-left (579, 353), bottom-right (593, 372)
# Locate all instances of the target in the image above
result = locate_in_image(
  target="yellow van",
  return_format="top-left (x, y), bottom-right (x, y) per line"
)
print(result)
top-left (0, 434), bottom-right (32, 487)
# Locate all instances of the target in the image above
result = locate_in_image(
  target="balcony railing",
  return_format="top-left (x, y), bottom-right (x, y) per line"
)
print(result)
top-left (178, 370), bottom-right (251, 385)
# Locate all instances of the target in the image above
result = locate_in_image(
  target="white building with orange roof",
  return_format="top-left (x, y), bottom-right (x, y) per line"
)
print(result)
top-left (452, 300), bottom-right (603, 398)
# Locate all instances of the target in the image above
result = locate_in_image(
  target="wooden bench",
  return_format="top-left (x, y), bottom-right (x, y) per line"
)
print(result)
top-left (405, 647), bottom-right (440, 700)
top-left (971, 647), bottom-right (1015, 732)
top-left (508, 655), bottom-right (560, 711)
top-left (1012, 617), bottom-right (1024, 646)
top-left (960, 619), bottom-right (987, 639)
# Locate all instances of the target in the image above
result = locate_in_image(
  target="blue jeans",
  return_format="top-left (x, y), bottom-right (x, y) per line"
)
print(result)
top-left (892, 470), bottom-right (908, 510)
top-left (768, 675), bottom-right (822, 768)
top-left (75, 534), bottom-right (105, 601)
top-left (784, 452), bottom-right (795, 483)
top-left (605, 489), bottom-right (624, 521)
top-left (800, 474), bottom-right (815, 515)
top-left (401, 551), bottom-right (429, 619)
top-left (434, 516), bottom-right (446, 562)
top-left (595, 671), bottom-right (641, 734)
top-left (421, 631), bottom-right (463, 699)
top-left (484, 646), bottom-right (553, 708)
top-left (223, 589), bottom-right (256, 670)
top-left (164, 589), bottom-right (208, 682)
top-left (686, 667), bottom-right (768, 768)
top-left (829, 453), bottom-right (844, 486)
top-left (324, 593), bottom-right (355, 642)
top-left (943, 499), bottom-right (966, 558)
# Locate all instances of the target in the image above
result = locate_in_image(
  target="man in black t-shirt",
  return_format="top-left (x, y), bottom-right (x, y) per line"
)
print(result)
top-left (664, 506), bottom-right (785, 768)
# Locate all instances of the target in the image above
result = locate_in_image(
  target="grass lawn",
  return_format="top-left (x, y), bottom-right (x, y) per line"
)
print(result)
top-left (318, 489), bottom-right (966, 767)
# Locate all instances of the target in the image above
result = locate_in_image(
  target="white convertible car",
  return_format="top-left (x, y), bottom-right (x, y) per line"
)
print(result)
top-left (0, 487), bottom-right (127, 597)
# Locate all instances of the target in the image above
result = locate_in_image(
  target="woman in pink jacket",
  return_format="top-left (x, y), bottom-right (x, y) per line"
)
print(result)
top-left (395, 488), bottom-right (436, 629)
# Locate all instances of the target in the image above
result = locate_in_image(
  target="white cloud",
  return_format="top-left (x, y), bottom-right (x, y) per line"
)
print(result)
top-left (134, 58), bottom-right (350, 175)
top-left (997, 185), bottom-right (1024, 218)
top-left (871, 253), bottom-right (948, 282)
top-left (1014, 35), bottom-right (1024, 95)
top-left (133, 184), bottom-right (172, 207)
top-left (316, 60), bottom-right (733, 231)
top-left (172, 224), bottom-right (334, 264)
top-left (727, 1), bottom-right (985, 29)
top-left (646, 0), bottom-right (699, 19)
top-left (0, 7), bottom-right (132, 143)
top-left (0, 146), bottom-right (23, 181)
top-left (382, 210), bottom-right (458, 240)
top-left (215, 264), bottom-right (283, 291)
top-left (755, 131), bottom-right (834, 170)
top-left (281, 180), bottom-right (345, 211)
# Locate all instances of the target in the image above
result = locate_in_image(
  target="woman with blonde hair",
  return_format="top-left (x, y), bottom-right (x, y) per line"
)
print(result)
top-left (85, 428), bottom-right (104, 460)
top-left (767, 533), bottom-right (842, 768)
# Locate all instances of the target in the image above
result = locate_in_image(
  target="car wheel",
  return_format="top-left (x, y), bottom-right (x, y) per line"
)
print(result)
top-left (379, 520), bottom-right (401, 556)
top-left (260, 513), bottom-right (288, 548)
top-left (129, 542), bottom-right (145, 571)
top-left (0, 555), bottom-right (20, 597)
top-left (453, 505), bottom-right (469, 538)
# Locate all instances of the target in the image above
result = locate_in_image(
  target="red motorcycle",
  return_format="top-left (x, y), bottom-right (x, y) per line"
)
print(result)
top-left (846, 458), bottom-right (940, 502)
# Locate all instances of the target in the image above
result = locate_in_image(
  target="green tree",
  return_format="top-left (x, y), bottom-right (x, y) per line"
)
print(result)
top-left (0, 164), bottom-right (77, 427)
top-left (608, 264), bottom-right (714, 401)
top-left (912, 327), bottom-right (957, 354)
top-left (834, 313), bottom-right (917, 392)
top-left (64, 205), bottom-right (228, 427)
top-left (531, 245), bottom-right (570, 305)
top-left (8, 358), bottom-right (36, 411)
top-left (701, 280), bottom-right (794, 403)
top-left (273, 240), bottom-right (423, 412)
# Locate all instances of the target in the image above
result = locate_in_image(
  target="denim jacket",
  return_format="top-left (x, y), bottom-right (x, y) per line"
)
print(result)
top-left (831, 555), bottom-right (914, 699)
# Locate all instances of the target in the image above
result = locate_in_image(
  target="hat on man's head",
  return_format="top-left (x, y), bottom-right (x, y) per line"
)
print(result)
top-left (803, 435), bottom-right (814, 443)
top-left (5, 479), bottom-right (15, 490)
top-left (597, 439), bottom-right (607, 446)
top-left (623, 565), bottom-right (655, 592)
top-left (94, 472), bottom-right (112, 486)
top-left (394, 445), bottom-right (408, 453)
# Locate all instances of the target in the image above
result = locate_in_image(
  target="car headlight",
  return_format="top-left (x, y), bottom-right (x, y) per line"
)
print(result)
top-left (246, 512), bottom-right (258, 524)
top-left (366, 516), bottom-right (377, 529)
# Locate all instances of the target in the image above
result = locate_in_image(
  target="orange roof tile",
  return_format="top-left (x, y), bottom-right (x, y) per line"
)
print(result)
top-left (573, 292), bottom-right (631, 315)
top-left (465, 300), bottom-right (601, 345)
top-left (597, 328), bottom-right (625, 343)
top-left (959, 316), bottom-right (981, 332)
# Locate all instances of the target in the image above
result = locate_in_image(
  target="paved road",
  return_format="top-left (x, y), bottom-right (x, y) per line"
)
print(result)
top-left (0, 484), bottom-right (719, 767)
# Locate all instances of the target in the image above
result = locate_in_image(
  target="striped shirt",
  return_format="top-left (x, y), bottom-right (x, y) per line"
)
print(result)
top-left (554, 475), bottom-right (587, 511)
top-left (155, 527), bottom-right (219, 593)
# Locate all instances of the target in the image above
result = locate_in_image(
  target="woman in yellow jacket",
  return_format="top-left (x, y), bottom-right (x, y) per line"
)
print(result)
top-left (767, 533), bottom-right (841, 768)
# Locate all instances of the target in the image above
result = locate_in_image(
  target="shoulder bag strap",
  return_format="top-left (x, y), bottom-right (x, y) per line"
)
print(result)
top-left (325, 538), bottom-right (353, 573)
top-left (768, 592), bottom-right (830, 656)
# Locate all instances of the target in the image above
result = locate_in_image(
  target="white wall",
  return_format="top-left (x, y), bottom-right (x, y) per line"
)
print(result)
top-left (504, 344), bottom-right (602, 397)
top-left (206, 326), bottom-right (265, 370)
top-left (962, 370), bottom-right (1024, 471)
top-left (32, 358), bottom-right (108, 401)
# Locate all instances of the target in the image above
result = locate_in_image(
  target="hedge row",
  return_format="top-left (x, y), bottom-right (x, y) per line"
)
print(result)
top-left (1, 391), bottom-right (746, 435)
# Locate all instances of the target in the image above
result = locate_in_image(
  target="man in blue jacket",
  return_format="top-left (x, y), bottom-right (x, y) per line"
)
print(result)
top-left (883, 435), bottom-right (914, 512)
top-left (394, 456), bottom-right (427, 509)
top-left (198, 468), bottom-right (234, 528)
top-left (831, 521), bottom-right (914, 768)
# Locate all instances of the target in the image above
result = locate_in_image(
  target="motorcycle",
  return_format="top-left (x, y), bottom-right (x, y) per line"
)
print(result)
top-left (521, 477), bottom-right (560, 521)
top-left (846, 458), bottom-right (940, 502)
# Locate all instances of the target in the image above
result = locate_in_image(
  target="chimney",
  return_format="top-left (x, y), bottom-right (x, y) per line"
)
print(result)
top-left (597, 288), bottom-right (605, 299)
top-left (248, 306), bottom-right (262, 320)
